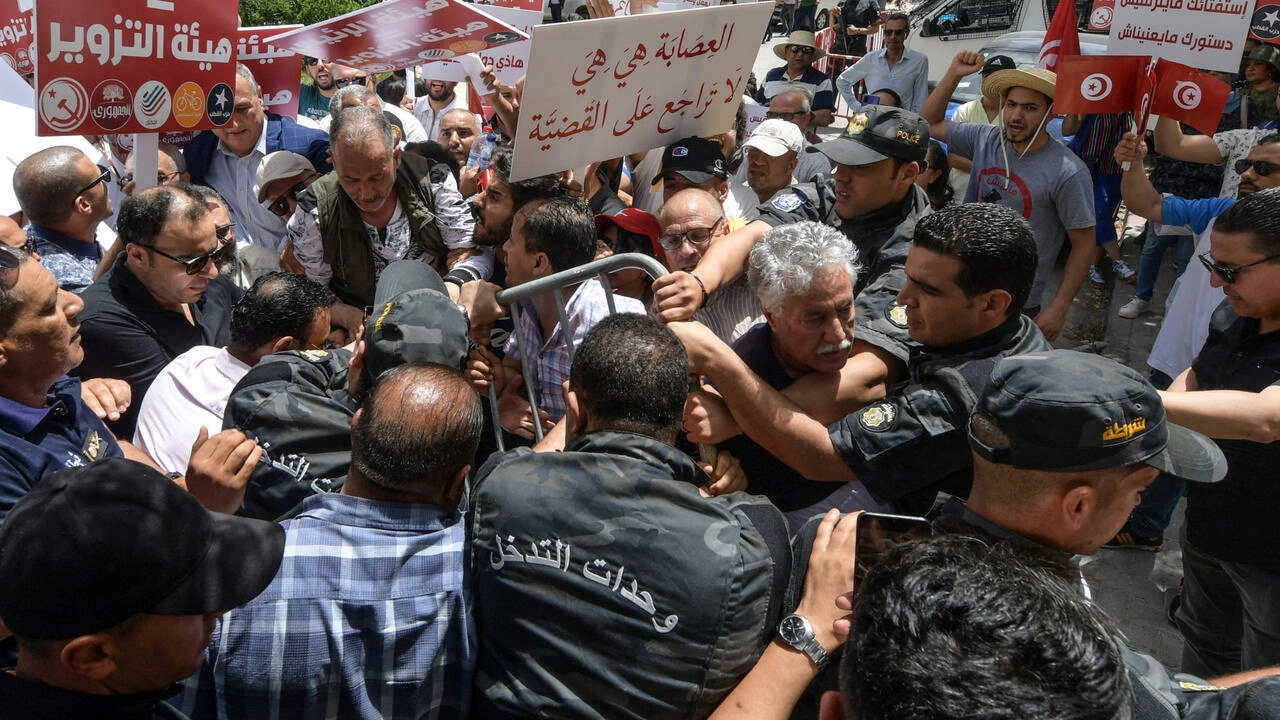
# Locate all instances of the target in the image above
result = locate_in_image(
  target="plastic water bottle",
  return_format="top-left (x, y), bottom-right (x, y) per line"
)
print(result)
top-left (466, 126), bottom-right (497, 171)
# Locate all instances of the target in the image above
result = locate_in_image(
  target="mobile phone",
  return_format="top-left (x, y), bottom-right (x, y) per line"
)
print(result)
top-left (854, 512), bottom-right (931, 585)
top-left (860, 94), bottom-right (881, 105)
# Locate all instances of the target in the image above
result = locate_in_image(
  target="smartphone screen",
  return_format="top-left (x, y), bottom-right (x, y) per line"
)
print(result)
top-left (854, 512), bottom-right (932, 586)
top-left (860, 94), bottom-right (881, 105)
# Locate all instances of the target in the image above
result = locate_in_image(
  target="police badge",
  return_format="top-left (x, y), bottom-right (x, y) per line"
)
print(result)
top-left (858, 401), bottom-right (897, 431)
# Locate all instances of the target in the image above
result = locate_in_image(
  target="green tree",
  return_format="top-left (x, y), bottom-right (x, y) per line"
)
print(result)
top-left (240, 0), bottom-right (378, 28)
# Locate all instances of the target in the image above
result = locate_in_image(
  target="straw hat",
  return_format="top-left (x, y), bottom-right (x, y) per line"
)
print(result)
top-left (773, 31), bottom-right (827, 62)
top-left (983, 67), bottom-right (1057, 103)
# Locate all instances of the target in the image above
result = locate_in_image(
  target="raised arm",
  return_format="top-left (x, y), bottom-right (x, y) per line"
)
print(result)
top-left (1152, 115), bottom-right (1225, 164)
top-left (652, 219), bottom-right (771, 322)
top-left (921, 51), bottom-right (986, 143)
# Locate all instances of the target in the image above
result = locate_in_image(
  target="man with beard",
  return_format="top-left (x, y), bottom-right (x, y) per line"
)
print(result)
top-left (922, 52), bottom-right (1096, 343)
top-left (414, 77), bottom-right (471, 140)
top-left (438, 108), bottom-right (480, 169)
top-left (298, 56), bottom-right (337, 122)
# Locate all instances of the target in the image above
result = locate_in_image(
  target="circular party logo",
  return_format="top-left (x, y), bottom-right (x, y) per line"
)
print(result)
top-left (39, 77), bottom-right (89, 132)
top-left (91, 79), bottom-right (133, 131)
top-left (134, 80), bottom-right (172, 130)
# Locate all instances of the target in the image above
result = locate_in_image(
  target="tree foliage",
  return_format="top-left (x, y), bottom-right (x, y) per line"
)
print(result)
top-left (240, 0), bottom-right (379, 28)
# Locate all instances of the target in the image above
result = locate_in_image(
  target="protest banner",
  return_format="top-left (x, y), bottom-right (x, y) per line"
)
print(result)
top-left (419, 5), bottom-right (539, 85)
top-left (34, 0), bottom-right (239, 136)
top-left (266, 0), bottom-right (526, 73)
top-left (1110, 0), bottom-right (1252, 73)
top-left (238, 26), bottom-right (303, 118)
top-left (510, 2), bottom-right (772, 181)
top-left (1055, 55), bottom-right (1146, 114)
top-left (0, 0), bottom-right (32, 75)
top-left (1249, 0), bottom-right (1280, 40)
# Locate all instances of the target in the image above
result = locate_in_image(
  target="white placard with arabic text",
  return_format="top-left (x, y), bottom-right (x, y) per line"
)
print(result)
top-left (419, 5), bottom-right (539, 85)
top-left (510, 2), bottom-right (772, 181)
top-left (1110, 0), bottom-right (1255, 72)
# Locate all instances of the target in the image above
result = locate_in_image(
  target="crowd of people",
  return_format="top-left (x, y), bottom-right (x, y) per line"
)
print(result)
top-left (1, 15), bottom-right (1280, 720)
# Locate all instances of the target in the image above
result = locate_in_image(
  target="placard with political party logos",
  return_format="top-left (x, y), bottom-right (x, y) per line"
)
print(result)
top-left (238, 26), bottom-right (303, 118)
top-left (419, 5), bottom-right (539, 86)
top-left (0, 0), bottom-right (32, 75)
top-left (265, 0), bottom-right (526, 73)
top-left (34, 0), bottom-right (238, 136)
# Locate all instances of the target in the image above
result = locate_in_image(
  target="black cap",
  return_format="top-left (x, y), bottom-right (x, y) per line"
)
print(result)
top-left (982, 54), bottom-right (1017, 75)
top-left (0, 459), bottom-right (285, 639)
top-left (652, 137), bottom-right (728, 185)
top-left (969, 351), bottom-right (1226, 482)
top-left (363, 261), bottom-right (470, 377)
top-left (808, 105), bottom-right (930, 166)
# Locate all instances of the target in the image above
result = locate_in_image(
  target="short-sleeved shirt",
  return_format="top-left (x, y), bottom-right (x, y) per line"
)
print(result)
top-left (947, 122), bottom-right (1095, 309)
top-left (1214, 126), bottom-right (1273, 198)
top-left (297, 82), bottom-right (330, 122)
top-left (26, 224), bottom-right (102, 294)
top-left (827, 314), bottom-right (1049, 514)
top-left (0, 376), bottom-right (122, 524)
top-left (835, 0), bottom-right (881, 57)
top-left (754, 65), bottom-right (836, 111)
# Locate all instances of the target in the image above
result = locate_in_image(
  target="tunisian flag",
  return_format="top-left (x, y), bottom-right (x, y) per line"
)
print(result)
top-left (1150, 59), bottom-right (1231, 135)
top-left (1055, 55), bottom-right (1146, 114)
top-left (1039, 0), bottom-right (1081, 71)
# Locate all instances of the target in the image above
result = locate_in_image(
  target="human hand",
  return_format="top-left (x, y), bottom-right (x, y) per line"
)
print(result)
top-left (399, 94), bottom-right (416, 113)
top-left (949, 50), bottom-right (985, 78)
top-left (1034, 304), bottom-right (1067, 342)
top-left (466, 345), bottom-right (504, 396)
top-left (1114, 131), bottom-right (1146, 167)
top-left (475, 65), bottom-right (500, 97)
top-left (183, 428), bottom-right (261, 514)
top-left (652, 272), bottom-right (705, 323)
top-left (279, 239), bottom-right (305, 273)
top-left (457, 280), bottom-right (506, 345)
top-left (699, 448), bottom-right (747, 497)
top-left (684, 387), bottom-right (741, 444)
top-left (329, 301), bottom-right (365, 342)
top-left (586, 0), bottom-right (617, 16)
top-left (79, 377), bottom-right (131, 422)
top-left (459, 164), bottom-right (481, 197)
top-left (498, 382), bottom-right (553, 439)
top-left (795, 509), bottom-right (860, 651)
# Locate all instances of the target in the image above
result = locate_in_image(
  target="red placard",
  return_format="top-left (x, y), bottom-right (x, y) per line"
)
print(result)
top-left (0, 1), bottom-right (33, 75)
top-left (1055, 55), bottom-right (1146, 114)
top-left (34, 0), bottom-right (238, 137)
top-left (1250, 0), bottom-right (1280, 42)
top-left (1087, 0), bottom-right (1114, 31)
top-left (238, 26), bottom-right (303, 119)
top-left (1150, 58), bottom-right (1230, 135)
top-left (266, 0), bottom-right (526, 72)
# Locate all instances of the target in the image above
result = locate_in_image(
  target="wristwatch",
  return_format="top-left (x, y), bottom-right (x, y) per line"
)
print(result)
top-left (777, 613), bottom-right (830, 670)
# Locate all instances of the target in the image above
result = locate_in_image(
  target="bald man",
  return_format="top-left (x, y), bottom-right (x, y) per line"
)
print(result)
top-left (13, 146), bottom-right (112, 293)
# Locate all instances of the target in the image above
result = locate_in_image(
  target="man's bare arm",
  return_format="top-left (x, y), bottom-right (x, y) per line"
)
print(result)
top-left (1035, 226), bottom-right (1093, 342)
top-left (921, 51), bottom-right (985, 142)
top-left (1153, 115), bottom-right (1225, 164)
top-left (1117, 132), bottom-right (1162, 224)
top-left (780, 341), bottom-right (897, 424)
top-left (652, 219), bottom-right (771, 322)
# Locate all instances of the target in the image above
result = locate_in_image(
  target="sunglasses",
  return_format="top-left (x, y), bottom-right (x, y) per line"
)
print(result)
top-left (140, 240), bottom-right (233, 276)
top-left (786, 45), bottom-right (816, 54)
top-left (0, 245), bottom-right (19, 291)
top-left (267, 181), bottom-right (309, 217)
top-left (117, 170), bottom-right (180, 191)
top-left (76, 164), bottom-right (111, 198)
top-left (1197, 251), bottom-right (1280, 284)
top-left (658, 218), bottom-right (722, 252)
top-left (303, 56), bottom-right (327, 66)
top-left (334, 75), bottom-right (370, 88)
top-left (766, 110), bottom-right (805, 120)
top-left (1234, 158), bottom-right (1276, 177)
top-left (215, 222), bottom-right (236, 242)
top-left (883, 28), bottom-right (907, 35)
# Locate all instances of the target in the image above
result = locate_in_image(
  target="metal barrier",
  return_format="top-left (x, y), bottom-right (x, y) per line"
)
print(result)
top-left (488, 252), bottom-right (670, 448)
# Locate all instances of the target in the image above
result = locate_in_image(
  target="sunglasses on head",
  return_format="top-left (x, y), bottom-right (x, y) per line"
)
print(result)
top-left (1197, 251), bottom-right (1280, 284)
top-left (267, 181), bottom-right (309, 218)
top-left (786, 44), bottom-right (815, 54)
top-left (139, 240), bottom-right (233, 276)
top-left (1234, 158), bottom-right (1276, 177)
top-left (76, 164), bottom-right (111, 198)
top-left (334, 75), bottom-right (370, 88)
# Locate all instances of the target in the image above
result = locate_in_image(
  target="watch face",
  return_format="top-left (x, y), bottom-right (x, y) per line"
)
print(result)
top-left (779, 614), bottom-right (810, 644)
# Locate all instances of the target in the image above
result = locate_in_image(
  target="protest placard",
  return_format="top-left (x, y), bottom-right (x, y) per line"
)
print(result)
top-left (238, 26), bottom-right (303, 118)
top-left (419, 5), bottom-right (539, 85)
top-left (34, 0), bottom-right (239, 136)
top-left (1109, 0), bottom-right (1252, 72)
top-left (510, 2), bottom-right (771, 181)
top-left (1249, 0), bottom-right (1280, 40)
top-left (0, 0), bottom-right (32, 75)
top-left (266, 0), bottom-right (526, 73)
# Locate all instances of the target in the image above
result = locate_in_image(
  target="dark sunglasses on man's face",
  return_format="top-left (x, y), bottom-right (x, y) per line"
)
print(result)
top-left (76, 164), bottom-right (111, 198)
top-left (883, 28), bottom-right (907, 35)
top-left (267, 182), bottom-right (309, 218)
top-left (334, 75), bottom-right (369, 88)
top-left (1234, 158), bottom-right (1276, 177)
top-left (1197, 251), bottom-right (1280, 284)
top-left (786, 45), bottom-right (815, 54)
top-left (140, 240), bottom-right (233, 276)
top-left (215, 222), bottom-right (237, 242)
top-left (766, 110), bottom-right (805, 120)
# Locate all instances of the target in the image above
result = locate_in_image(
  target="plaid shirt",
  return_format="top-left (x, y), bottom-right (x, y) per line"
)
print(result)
top-left (179, 493), bottom-right (474, 720)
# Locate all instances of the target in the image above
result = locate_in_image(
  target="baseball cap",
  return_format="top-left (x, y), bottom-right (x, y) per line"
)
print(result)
top-left (256, 151), bottom-right (316, 202)
top-left (969, 350), bottom-right (1225, 482)
top-left (743, 119), bottom-right (805, 157)
top-left (982, 54), bottom-right (1017, 75)
top-left (0, 458), bottom-right (285, 639)
top-left (363, 261), bottom-right (470, 377)
top-left (652, 137), bottom-right (728, 186)
top-left (809, 105), bottom-right (929, 166)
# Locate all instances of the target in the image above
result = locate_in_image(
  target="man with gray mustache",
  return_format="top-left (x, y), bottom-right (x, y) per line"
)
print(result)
top-left (673, 204), bottom-right (1051, 520)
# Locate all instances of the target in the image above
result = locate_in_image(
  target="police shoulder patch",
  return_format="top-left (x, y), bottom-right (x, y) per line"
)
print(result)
top-left (887, 304), bottom-right (908, 328)
top-left (299, 349), bottom-right (329, 362)
top-left (772, 192), bottom-right (803, 212)
top-left (858, 401), bottom-right (897, 431)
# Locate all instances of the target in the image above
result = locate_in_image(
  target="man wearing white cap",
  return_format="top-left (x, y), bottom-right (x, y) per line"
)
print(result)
top-left (738, 119), bottom-right (822, 208)
top-left (922, 50), bottom-right (1096, 343)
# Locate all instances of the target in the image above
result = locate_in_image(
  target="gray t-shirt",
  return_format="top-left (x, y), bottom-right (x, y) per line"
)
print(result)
top-left (947, 123), bottom-right (1095, 308)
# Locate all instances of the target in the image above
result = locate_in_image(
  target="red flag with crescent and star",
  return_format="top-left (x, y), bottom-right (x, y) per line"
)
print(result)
top-left (1054, 55), bottom-right (1146, 114)
top-left (1038, 0), bottom-right (1081, 71)
top-left (1149, 59), bottom-right (1231, 135)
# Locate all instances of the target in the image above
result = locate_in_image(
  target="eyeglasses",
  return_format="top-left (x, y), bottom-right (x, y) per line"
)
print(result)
top-left (766, 110), bottom-right (806, 120)
top-left (1197, 251), bottom-right (1280, 284)
top-left (883, 28), bottom-right (908, 36)
top-left (76, 164), bottom-right (111, 198)
top-left (116, 170), bottom-right (180, 191)
top-left (0, 246), bottom-right (20, 291)
top-left (658, 218), bottom-right (722, 252)
top-left (215, 222), bottom-right (236, 242)
top-left (786, 45), bottom-right (815, 54)
top-left (1234, 158), bottom-right (1276, 177)
top-left (303, 56), bottom-right (329, 67)
top-left (334, 75), bottom-right (370, 88)
top-left (267, 181), bottom-right (309, 218)
top-left (139, 240), bottom-right (232, 275)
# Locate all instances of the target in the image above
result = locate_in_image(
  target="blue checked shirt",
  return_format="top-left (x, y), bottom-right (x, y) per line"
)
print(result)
top-left (179, 493), bottom-right (474, 720)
